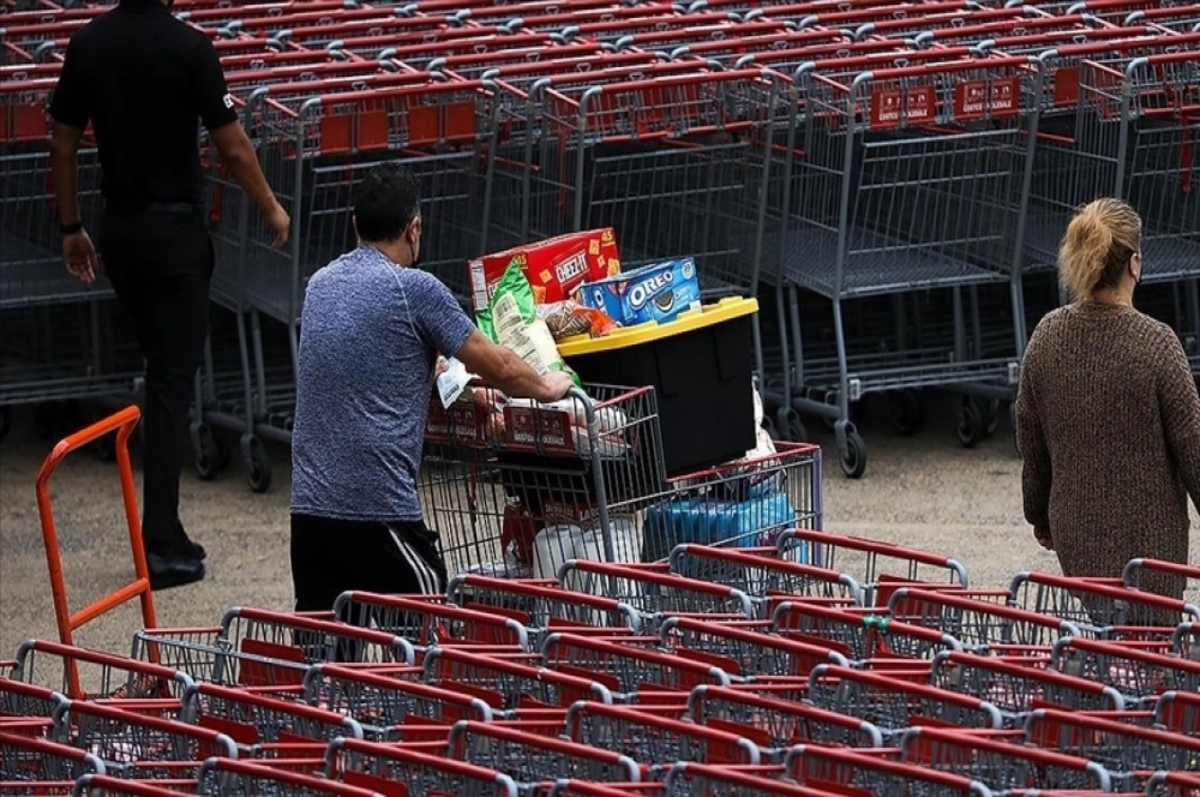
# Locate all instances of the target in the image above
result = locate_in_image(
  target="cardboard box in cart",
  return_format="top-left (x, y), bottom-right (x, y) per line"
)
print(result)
top-left (468, 228), bottom-right (621, 310)
top-left (558, 297), bottom-right (760, 477)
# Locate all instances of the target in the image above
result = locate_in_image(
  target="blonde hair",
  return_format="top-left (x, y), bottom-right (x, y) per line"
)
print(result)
top-left (1057, 198), bottom-right (1142, 301)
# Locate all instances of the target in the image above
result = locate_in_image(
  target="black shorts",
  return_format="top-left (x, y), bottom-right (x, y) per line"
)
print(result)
top-left (290, 512), bottom-right (448, 615)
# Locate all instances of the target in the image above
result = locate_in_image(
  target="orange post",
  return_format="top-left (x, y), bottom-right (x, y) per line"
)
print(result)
top-left (34, 405), bottom-right (158, 699)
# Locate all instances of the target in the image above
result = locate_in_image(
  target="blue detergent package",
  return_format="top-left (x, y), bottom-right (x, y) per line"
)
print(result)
top-left (576, 257), bottom-right (702, 327)
top-left (640, 482), bottom-right (800, 568)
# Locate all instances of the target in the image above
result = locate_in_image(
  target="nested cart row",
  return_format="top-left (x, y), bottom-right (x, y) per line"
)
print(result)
top-left (8, 404), bottom-right (1196, 795)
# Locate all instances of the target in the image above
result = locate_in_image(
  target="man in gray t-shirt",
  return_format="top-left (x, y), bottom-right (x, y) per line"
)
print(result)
top-left (290, 161), bottom-right (572, 615)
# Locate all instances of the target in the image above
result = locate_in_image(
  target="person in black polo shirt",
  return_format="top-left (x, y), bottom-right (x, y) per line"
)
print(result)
top-left (48, 0), bottom-right (290, 590)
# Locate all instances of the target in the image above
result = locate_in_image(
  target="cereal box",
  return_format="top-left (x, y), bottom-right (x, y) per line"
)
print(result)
top-left (576, 257), bottom-right (702, 326)
top-left (468, 229), bottom-right (621, 310)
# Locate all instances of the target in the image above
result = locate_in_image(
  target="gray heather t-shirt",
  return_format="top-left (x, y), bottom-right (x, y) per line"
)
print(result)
top-left (290, 246), bottom-right (477, 523)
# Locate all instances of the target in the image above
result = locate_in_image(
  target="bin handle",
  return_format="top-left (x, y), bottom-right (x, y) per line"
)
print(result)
top-left (35, 405), bottom-right (158, 699)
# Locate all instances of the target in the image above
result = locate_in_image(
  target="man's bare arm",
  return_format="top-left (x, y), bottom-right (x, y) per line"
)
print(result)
top-left (208, 120), bottom-right (289, 246)
top-left (49, 122), bottom-right (86, 226)
top-left (455, 330), bottom-right (572, 403)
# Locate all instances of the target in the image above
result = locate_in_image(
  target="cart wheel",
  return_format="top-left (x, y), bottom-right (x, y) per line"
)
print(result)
top-left (243, 435), bottom-right (272, 493)
top-left (889, 390), bottom-right (923, 436)
top-left (787, 416), bottom-right (809, 443)
top-left (983, 398), bottom-right (1002, 437)
top-left (777, 407), bottom-right (808, 443)
top-left (194, 423), bottom-right (225, 482)
top-left (839, 428), bottom-right (867, 479)
top-left (956, 397), bottom-right (986, 449)
top-left (0, 406), bottom-right (10, 443)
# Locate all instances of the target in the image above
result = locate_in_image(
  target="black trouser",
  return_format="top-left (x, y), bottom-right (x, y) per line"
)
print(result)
top-left (291, 513), bottom-right (448, 661)
top-left (98, 205), bottom-right (213, 556)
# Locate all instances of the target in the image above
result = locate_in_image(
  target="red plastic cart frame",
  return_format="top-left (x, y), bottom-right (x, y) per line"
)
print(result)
top-left (35, 405), bottom-right (159, 698)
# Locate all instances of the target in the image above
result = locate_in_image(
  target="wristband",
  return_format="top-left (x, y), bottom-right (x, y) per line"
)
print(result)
top-left (61, 221), bottom-right (84, 236)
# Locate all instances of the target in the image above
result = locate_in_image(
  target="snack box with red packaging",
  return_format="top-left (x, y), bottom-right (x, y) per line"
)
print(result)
top-left (468, 228), bottom-right (621, 311)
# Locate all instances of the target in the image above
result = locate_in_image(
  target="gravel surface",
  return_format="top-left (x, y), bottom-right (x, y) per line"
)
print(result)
top-left (2, 392), bottom-right (1196, 667)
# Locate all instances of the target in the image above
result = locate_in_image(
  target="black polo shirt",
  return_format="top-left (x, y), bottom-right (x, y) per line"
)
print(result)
top-left (49, 0), bottom-right (240, 207)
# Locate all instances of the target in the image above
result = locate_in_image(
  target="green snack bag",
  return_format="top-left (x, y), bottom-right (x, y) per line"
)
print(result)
top-left (484, 261), bottom-right (582, 389)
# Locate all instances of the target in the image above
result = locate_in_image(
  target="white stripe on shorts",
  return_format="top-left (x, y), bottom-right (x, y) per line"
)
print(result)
top-left (388, 525), bottom-right (439, 595)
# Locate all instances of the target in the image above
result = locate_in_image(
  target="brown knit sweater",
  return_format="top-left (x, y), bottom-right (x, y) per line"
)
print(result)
top-left (1016, 300), bottom-right (1200, 598)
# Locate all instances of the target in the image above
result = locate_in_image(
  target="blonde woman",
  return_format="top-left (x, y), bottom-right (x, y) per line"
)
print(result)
top-left (1016, 198), bottom-right (1200, 604)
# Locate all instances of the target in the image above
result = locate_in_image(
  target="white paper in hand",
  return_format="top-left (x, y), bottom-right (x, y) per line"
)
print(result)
top-left (437, 357), bottom-right (474, 408)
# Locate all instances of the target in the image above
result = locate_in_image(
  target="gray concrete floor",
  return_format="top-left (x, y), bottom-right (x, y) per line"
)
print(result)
top-left (1, 393), bottom-right (1196, 666)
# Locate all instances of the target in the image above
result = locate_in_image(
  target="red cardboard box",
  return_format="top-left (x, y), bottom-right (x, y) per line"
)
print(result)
top-left (468, 229), bottom-right (621, 310)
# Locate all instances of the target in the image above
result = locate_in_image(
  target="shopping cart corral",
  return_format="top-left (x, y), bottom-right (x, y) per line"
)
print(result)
top-left (0, 78), bottom-right (145, 445)
top-left (755, 56), bottom-right (1039, 477)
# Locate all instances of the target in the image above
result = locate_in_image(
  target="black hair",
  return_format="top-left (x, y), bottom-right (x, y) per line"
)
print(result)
top-left (353, 161), bottom-right (421, 244)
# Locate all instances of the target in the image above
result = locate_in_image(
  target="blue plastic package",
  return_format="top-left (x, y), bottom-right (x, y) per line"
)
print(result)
top-left (576, 257), bottom-right (702, 327)
top-left (640, 487), bottom-right (800, 568)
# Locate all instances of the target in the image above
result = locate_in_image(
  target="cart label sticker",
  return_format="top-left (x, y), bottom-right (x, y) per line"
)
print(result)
top-left (955, 77), bottom-right (1021, 121)
top-left (870, 86), bottom-right (936, 129)
top-left (504, 405), bottom-right (573, 453)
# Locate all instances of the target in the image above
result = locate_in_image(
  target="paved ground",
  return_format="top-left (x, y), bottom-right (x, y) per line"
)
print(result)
top-left (1, 392), bottom-right (1196, 667)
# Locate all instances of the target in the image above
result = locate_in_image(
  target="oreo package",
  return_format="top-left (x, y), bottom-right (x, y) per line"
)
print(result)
top-left (576, 257), bottom-right (702, 327)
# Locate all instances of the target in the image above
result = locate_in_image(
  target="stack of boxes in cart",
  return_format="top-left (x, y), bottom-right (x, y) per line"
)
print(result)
top-left (426, 228), bottom-right (801, 583)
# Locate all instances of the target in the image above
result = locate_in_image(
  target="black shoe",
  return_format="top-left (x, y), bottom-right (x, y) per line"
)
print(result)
top-left (182, 539), bottom-right (207, 561)
top-left (147, 552), bottom-right (205, 591)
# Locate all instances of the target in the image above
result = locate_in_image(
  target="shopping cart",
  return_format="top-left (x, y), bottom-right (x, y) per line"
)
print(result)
top-left (301, 663), bottom-right (496, 741)
top-left (422, 384), bottom-right (664, 582)
top-left (785, 742), bottom-right (997, 796)
top-left (662, 761), bottom-right (845, 797)
top-left (805, 663), bottom-right (1005, 741)
top-left (9, 641), bottom-right (194, 710)
top-left (0, 731), bottom-right (107, 788)
top-left (1007, 571), bottom-right (1200, 639)
top-left (899, 725), bottom-right (1116, 792)
top-left (1024, 707), bottom-right (1200, 791)
top-left (421, 646), bottom-right (617, 711)
top-left (178, 682), bottom-right (368, 766)
top-left (929, 650), bottom-right (1130, 722)
top-left (196, 756), bottom-right (388, 797)
top-left (324, 737), bottom-right (521, 797)
top-left (331, 592), bottom-right (534, 652)
top-left (665, 547), bottom-right (862, 611)
top-left (447, 719), bottom-right (643, 785)
top-left (887, 587), bottom-right (1085, 655)
top-left (130, 607), bottom-right (416, 690)
top-left (774, 528), bottom-right (972, 607)
top-left (1050, 635), bottom-right (1200, 705)
top-left (69, 774), bottom-right (196, 797)
top-left (686, 683), bottom-right (886, 750)
top-left (51, 699), bottom-right (238, 780)
top-left (656, 616), bottom-right (853, 682)
top-left (548, 560), bottom-right (757, 630)
top-left (771, 600), bottom-right (967, 666)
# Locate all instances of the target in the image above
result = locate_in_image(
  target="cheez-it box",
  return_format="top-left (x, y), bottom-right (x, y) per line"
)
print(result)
top-left (468, 229), bottom-right (621, 310)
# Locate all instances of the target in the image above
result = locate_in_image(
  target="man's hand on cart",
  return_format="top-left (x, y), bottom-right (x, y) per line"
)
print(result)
top-left (265, 201), bottom-right (291, 250)
top-left (537, 371), bottom-right (574, 403)
top-left (456, 330), bottom-right (573, 405)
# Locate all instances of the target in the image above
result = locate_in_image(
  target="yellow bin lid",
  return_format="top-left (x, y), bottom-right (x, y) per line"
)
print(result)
top-left (558, 296), bottom-right (759, 357)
